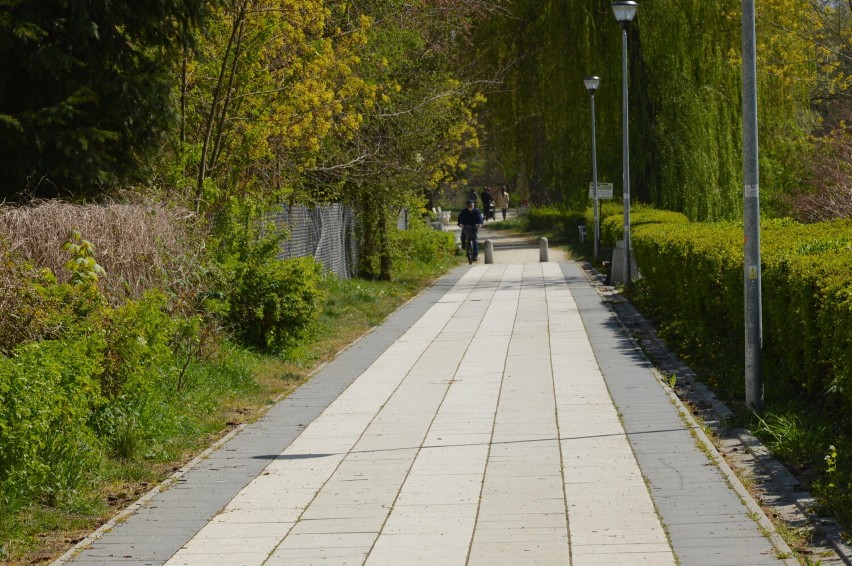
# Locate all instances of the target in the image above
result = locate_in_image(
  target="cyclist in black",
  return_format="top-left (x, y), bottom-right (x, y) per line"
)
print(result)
top-left (457, 199), bottom-right (484, 261)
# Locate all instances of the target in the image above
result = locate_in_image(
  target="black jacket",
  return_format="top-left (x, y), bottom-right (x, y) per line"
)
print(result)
top-left (458, 207), bottom-right (484, 226)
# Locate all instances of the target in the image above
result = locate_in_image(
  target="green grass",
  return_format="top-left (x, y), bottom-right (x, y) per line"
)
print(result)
top-left (485, 216), bottom-right (527, 231)
top-left (0, 260), bottom-right (455, 565)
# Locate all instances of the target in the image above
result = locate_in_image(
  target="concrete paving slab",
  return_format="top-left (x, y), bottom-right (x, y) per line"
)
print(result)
top-left (57, 254), bottom-right (796, 566)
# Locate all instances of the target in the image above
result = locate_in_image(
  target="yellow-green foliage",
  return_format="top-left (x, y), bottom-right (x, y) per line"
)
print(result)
top-left (0, 236), bottom-right (206, 506)
top-left (61, 230), bottom-right (106, 285)
top-left (0, 335), bottom-right (105, 504)
top-left (599, 204), bottom-right (690, 248)
top-left (394, 225), bottom-right (456, 267)
top-left (632, 213), bottom-right (852, 410)
top-left (182, 0), bottom-right (374, 208)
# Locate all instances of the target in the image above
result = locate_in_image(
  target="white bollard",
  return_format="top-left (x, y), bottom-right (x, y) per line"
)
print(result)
top-left (539, 237), bottom-right (549, 262)
top-left (484, 240), bottom-right (493, 264)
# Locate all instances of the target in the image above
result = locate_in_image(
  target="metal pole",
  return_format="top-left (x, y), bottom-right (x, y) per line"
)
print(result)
top-left (590, 92), bottom-right (600, 262)
top-left (742, 0), bottom-right (763, 410)
top-left (621, 24), bottom-right (632, 289)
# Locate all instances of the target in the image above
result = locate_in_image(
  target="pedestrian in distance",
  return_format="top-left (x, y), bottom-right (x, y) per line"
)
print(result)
top-left (481, 187), bottom-right (495, 221)
top-left (457, 199), bottom-right (484, 261)
top-left (500, 187), bottom-right (509, 220)
top-left (467, 188), bottom-right (478, 206)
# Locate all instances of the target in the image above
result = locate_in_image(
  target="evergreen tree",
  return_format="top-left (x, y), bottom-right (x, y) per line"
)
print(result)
top-left (0, 0), bottom-right (212, 199)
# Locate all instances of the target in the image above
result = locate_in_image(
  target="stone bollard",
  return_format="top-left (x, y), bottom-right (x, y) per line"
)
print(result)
top-left (539, 237), bottom-right (549, 262)
top-left (484, 240), bottom-right (493, 264)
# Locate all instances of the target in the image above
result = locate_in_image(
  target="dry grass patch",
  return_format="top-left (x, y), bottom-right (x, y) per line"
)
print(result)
top-left (0, 200), bottom-right (204, 301)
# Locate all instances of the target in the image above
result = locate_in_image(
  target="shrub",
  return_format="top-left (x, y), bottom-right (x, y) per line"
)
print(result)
top-left (1, 237), bottom-right (109, 355)
top-left (99, 291), bottom-right (182, 399)
top-left (206, 200), bottom-right (323, 351)
top-left (0, 239), bottom-right (57, 352)
top-left (600, 205), bottom-right (690, 248)
top-left (631, 214), bottom-right (852, 410)
top-left (0, 334), bottom-right (106, 503)
top-left (394, 224), bottom-right (456, 267)
top-left (216, 256), bottom-right (325, 352)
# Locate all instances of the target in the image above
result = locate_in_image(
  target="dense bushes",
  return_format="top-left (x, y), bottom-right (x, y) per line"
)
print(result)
top-left (525, 203), bottom-right (691, 249)
top-left (0, 202), bottom-right (328, 520)
top-left (394, 223), bottom-right (456, 267)
top-left (0, 265), bottom-right (203, 508)
top-left (207, 202), bottom-right (325, 352)
top-left (218, 256), bottom-right (325, 351)
top-left (631, 215), bottom-right (852, 413)
top-left (0, 335), bottom-right (105, 506)
top-left (599, 204), bottom-right (690, 248)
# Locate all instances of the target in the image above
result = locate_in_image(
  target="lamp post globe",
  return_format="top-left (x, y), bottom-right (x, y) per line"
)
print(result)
top-left (583, 76), bottom-right (600, 94)
top-left (612, 0), bottom-right (637, 289)
top-left (584, 76), bottom-right (601, 262)
top-left (612, 0), bottom-right (638, 26)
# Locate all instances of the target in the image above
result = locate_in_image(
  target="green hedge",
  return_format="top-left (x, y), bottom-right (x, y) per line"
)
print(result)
top-left (526, 203), bottom-right (691, 248)
top-left (526, 207), bottom-right (586, 241)
top-left (631, 214), bottom-right (852, 410)
top-left (599, 204), bottom-right (690, 248)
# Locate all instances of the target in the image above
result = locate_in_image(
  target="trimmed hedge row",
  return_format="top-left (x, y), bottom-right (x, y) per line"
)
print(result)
top-left (526, 208), bottom-right (586, 241)
top-left (598, 204), bottom-right (690, 248)
top-left (631, 214), bottom-right (852, 410)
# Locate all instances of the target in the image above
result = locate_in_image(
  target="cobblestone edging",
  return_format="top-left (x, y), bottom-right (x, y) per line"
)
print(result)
top-left (578, 261), bottom-right (852, 566)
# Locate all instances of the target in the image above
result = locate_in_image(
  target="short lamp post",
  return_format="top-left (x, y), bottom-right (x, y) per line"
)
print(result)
top-left (612, 0), bottom-right (638, 289)
top-left (583, 75), bottom-right (601, 262)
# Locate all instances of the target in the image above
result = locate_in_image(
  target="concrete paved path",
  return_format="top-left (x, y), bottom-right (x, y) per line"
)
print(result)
top-left (57, 253), bottom-right (796, 565)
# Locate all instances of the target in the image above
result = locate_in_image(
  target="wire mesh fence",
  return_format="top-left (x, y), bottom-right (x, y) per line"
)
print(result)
top-left (269, 204), bottom-right (408, 280)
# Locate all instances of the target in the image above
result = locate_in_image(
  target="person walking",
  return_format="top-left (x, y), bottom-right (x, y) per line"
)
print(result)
top-left (500, 187), bottom-right (509, 220)
top-left (457, 199), bottom-right (484, 261)
top-left (480, 187), bottom-right (495, 221)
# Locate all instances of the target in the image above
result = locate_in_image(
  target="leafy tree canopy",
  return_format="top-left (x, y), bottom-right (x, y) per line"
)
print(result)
top-left (0, 0), bottom-right (213, 200)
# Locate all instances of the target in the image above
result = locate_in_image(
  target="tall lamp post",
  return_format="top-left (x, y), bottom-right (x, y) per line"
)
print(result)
top-left (583, 76), bottom-right (601, 262)
top-left (612, 0), bottom-right (638, 289)
top-left (742, 0), bottom-right (763, 410)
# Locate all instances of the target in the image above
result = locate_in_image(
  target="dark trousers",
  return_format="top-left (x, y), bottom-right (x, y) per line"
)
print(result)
top-left (461, 225), bottom-right (479, 257)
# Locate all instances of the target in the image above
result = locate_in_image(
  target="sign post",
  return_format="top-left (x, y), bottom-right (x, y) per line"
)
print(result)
top-left (589, 183), bottom-right (614, 199)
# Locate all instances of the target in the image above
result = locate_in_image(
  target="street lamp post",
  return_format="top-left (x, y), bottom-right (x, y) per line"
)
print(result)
top-left (612, 0), bottom-right (638, 289)
top-left (742, 0), bottom-right (764, 410)
top-left (583, 76), bottom-right (601, 262)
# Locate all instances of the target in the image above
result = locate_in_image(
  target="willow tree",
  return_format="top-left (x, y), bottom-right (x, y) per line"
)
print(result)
top-left (0, 0), bottom-right (213, 200)
top-left (471, 0), bottom-right (832, 221)
top-left (469, 0), bottom-right (636, 209)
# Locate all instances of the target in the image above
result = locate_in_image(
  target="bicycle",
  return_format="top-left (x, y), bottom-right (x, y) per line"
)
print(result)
top-left (461, 225), bottom-right (479, 264)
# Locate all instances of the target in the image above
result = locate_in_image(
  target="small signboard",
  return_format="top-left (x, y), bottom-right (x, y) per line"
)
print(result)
top-left (589, 182), bottom-right (614, 199)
